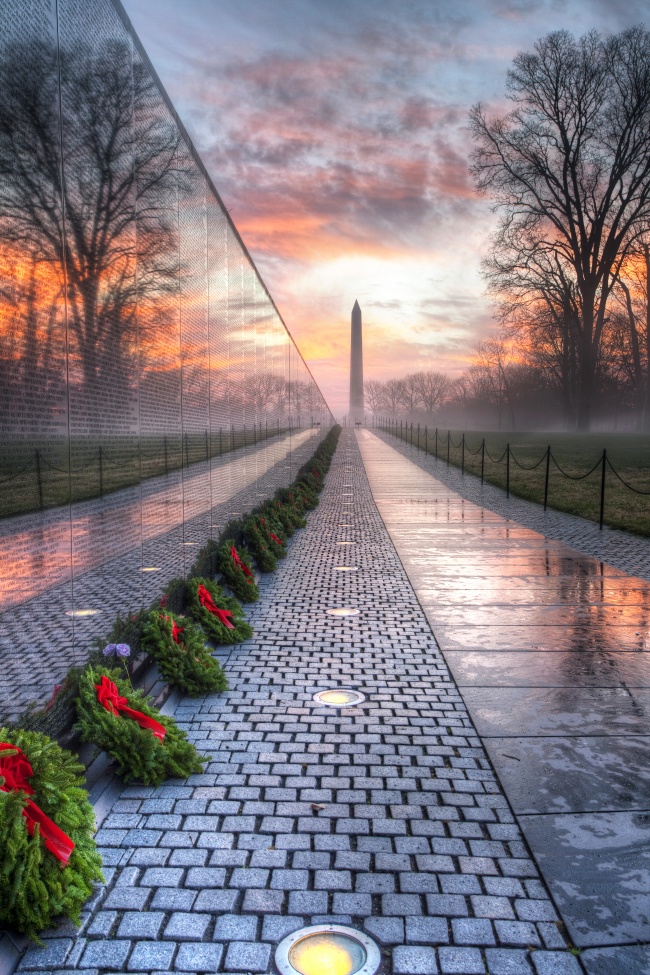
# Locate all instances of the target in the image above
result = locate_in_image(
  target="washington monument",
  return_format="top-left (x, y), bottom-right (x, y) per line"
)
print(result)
top-left (349, 300), bottom-right (363, 422)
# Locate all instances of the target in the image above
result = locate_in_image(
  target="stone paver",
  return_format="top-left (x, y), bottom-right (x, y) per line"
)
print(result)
top-left (23, 430), bottom-right (583, 974)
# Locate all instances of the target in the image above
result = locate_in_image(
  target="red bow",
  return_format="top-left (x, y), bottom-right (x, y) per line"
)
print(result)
top-left (95, 676), bottom-right (166, 741)
top-left (0, 743), bottom-right (75, 865)
top-left (230, 545), bottom-right (252, 578)
top-left (198, 584), bottom-right (235, 629)
top-left (270, 533), bottom-right (283, 546)
top-left (171, 621), bottom-right (184, 644)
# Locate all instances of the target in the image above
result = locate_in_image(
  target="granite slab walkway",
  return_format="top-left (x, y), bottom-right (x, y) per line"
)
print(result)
top-left (357, 429), bottom-right (650, 975)
top-left (15, 429), bottom-right (583, 975)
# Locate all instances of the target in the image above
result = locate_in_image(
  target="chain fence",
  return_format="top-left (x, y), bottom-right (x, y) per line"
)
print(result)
top-left (378, 418), bottom-right (650, 530)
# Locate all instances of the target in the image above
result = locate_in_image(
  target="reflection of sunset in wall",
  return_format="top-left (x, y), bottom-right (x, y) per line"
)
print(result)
top-left (123, 0), bottom-right (647, 414)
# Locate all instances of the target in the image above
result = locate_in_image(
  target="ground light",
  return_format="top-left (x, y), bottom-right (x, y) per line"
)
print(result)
top-left (65, 608), bottom-right (100, 617)
top-left (326, 607), bottom-right (359, 617)
top-left (313, 689), bottom-right (365, 706)
top-left (275, 925), bottom-right (380, 975)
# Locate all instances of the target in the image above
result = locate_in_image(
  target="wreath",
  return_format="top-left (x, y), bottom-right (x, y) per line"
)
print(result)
top-left (75, 666), bottom-right (206, 786)
top-left (0, 728), bottom-right (103, 941)
top-left (140, 611), bottom-right (228, 696)
top-left (187, 577), bottom-right (252, 644)
top-left (265, 498), bottom-right (305, 534)
top-left (243, 514), bottom-right (286, 573)
top-left (217, 540), bottom-right (260, 602)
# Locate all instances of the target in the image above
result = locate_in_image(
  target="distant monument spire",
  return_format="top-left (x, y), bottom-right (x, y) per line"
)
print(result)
top-left (349, 299), bottom-right (364, 422)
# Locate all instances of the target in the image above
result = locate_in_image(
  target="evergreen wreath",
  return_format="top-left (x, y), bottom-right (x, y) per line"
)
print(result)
top-left (0, 728), bottom-right (103, 941)
top-left (277, 486), bottom-right (309, 517)
top-left (217, 540), bottom-right (260, 602)
top-left (187, 577), bottom-right (252, 644)
top-left (265, 498), bottom-right (305, 534)
top-left (299, 470), bottom-right (322, 494)
top-left (243, 514), bottom-right (286, 573)
top-left (140, 610), bottom-right (228, 696)
top-left (75, 666), bottom-right (206, 786)
top-left (295, 480), bottom-right (319, 509)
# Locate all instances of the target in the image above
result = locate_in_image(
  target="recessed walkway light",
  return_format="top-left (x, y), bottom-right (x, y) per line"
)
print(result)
top-left (326, 607), bottom-right (359, 617)
top-left (65, 608), bottom-right (100, 617)
top-left (313, 689), bottom-right (366, 707)
top-left (336, 541), bottom-right (354, 545)
top-left (334, 566), bottom-right (358, 572)
top-left (140, 566), bottom-right (161, 572)
top-left (275, 924), bottom-right (380, 975)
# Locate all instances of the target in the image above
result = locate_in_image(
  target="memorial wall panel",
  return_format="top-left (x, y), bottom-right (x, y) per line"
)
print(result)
top-left (0, 0), bottom-right (333, 720)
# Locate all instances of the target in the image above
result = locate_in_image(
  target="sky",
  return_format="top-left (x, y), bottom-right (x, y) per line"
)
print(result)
top-left (123, 0), bottom-right (647, 415)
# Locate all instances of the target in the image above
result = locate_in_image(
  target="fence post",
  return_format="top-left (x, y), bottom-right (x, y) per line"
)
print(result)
top-left (35, 449), bottom-right (44, 510)
top-left (401, 420), bottom-right (403, 439)
top-left (461, 434), bottom-right (465, 476)
top-left (447, 431), bottom-right (450, 467)
top-left (410, 422), bottom-right (413, 445)
top-left (185, 433), bottom-right (190, 468)
top-left (164, 435), bottom-right (168, 475)
top-left (599, 448), bottom-right (607, 530)
top-left (480, 439), bottom-right (485, 485)
top-left (506, 443), bottom-right (510, 498)
top-left (99, 446), bottom-right (104, 497)
top-left (435, 427), bottom-right (438, 460)
top-left (219, 428), bottom-right (223, 456)
top-left (205, 429), bottom-right (209, 460)
top-left (253, 422), bottom-right (257, 445)
top-left (417, 423), bottom-right (420, 450)
top-left (424, 425), bottom-right (427, 453)
top-left (544, 446), bottom-right (550, 511)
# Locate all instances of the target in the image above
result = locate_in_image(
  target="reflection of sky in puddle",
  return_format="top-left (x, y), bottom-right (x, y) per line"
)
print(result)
top-left (0, 431), bottom-right (315, 612)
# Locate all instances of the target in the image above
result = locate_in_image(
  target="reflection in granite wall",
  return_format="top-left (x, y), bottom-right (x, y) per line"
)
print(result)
top-left (0, 0), bottom-right (333, 719)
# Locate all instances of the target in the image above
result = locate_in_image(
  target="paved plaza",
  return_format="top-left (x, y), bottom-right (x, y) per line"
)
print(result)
top-left (10, 429), bottom-right (650, 975)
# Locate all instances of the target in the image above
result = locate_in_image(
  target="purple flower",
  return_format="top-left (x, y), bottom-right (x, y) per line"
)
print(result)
top-left (115, 644), bottom-right (131, 658)
top-left (103, 643), bottom-right (118, 657)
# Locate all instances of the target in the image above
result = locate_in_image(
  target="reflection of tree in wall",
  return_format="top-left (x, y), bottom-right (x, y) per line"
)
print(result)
top-left (248, 372), bottom-right (286, 421)
top-left (0, 38), bottom-right (180, 433)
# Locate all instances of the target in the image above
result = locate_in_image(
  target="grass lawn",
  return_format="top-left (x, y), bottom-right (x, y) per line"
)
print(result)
top-left (386, 425), bottom-right (650, 537)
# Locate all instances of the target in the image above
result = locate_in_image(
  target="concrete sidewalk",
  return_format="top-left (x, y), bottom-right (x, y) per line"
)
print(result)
top-left (358, 429), bottom-right (650, 975)
top-left (14, 429), bottom-right (584, 975)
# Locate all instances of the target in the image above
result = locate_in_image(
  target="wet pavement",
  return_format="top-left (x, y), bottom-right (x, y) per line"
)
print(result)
top-left (357, 430), bottom-right (650, 974)
top-left (11, 430), bottom-right (586, 975)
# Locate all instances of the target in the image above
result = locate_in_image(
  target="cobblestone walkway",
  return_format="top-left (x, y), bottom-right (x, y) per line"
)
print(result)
top-left (19, 430), bottom-right (582, 975)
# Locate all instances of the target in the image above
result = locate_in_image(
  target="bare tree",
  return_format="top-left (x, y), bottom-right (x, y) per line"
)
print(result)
top-left (470, 27), bottom-right (650, 430)
top-left (398, 373), bottom-right (421, 413)
top-left (0, 37), bottom-right (181, 429)
top-left (382, 378), bottom-right (404, 414)
top-left (611, 237), bottom-right (650, 430)
top-left (472, 338), bottom-right (518, 429)
top-left (412, 371), bottom-right (451, 416)
top-left (363, 380), bottom-right (386, 414)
